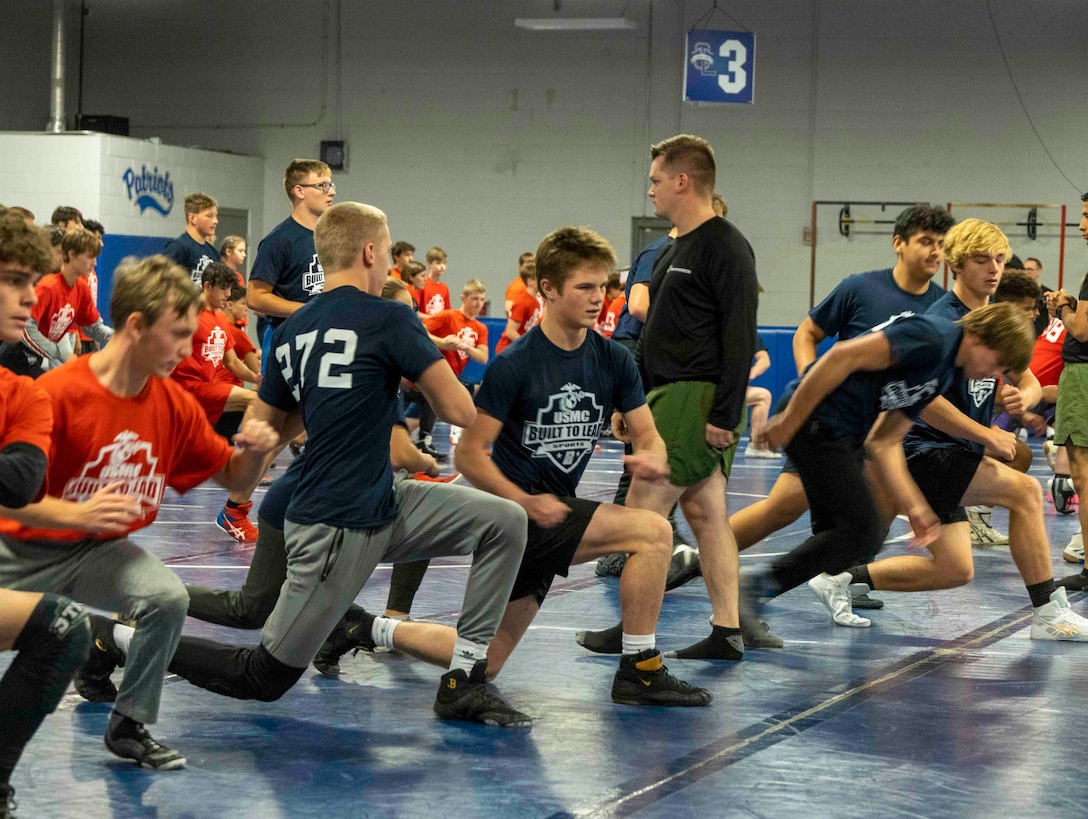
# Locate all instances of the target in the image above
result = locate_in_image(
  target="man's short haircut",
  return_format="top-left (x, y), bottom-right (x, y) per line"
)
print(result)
top-left (284, 159), bottom-right (332, 202)
top-left (228, 284), bottom-right (247, 303)
top-left (50, 205), bottom-right (82, 226)
top-left (892, 205), bottom-right (955, 242)
top-left (711, 193), bottom-right (728, 218)
top-left (957, 301), bottom-right (1034, 374)
top-left (426, 246), bottom-right (447, 264)
top-left (1025, 257), bottom-right (1042, 268)
top-left (994, 269), bottom-right (1042, 304)
top-left (391, 241), bottom-right (415, 260)
top-left (60, 228), bottom-right (103, 260)
top-left (111, 255), bottom-right (200, 329)
top-left (535, 226), bottom-right (617, 295)
top-left (0, 211), bottom-right (55, 275)
top-left (46, 225), bottom-right (65, 247)
top-left (942, 218), bottom-right (1011, 272)
top-left (462, 278), bottom-right (486, 297)
top-left (650, 134), bottom-right (716, 197)
top-left (81, 218), bottom-right (104, 237)
top-left (219, 235), bottom-right (245, 256)
top-left (1081, 192), bottom-right (1088, 203)
top-left (314, 202), bottom-right (388, 275)
top-left (184, 193), bottom-right (217, 216)
top-left (382, 276), bottom-right (408, 300)
top-left (201, 261), bottom-right (239, 289)
top-left (605, 272), bottom-right (622, 293)
top-left (9, 206), bottom-right (34, 223)
top-left (519, 252), bottom-right (534, 265)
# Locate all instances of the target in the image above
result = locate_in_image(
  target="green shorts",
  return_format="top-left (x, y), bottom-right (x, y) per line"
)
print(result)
top-left (1055, 363), bottom-right (1088, 447)
top-left (647, 380), bottom-right (748, 486)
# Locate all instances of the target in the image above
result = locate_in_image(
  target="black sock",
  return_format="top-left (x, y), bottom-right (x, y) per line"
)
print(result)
top-left (848, 565), bottom-right (874, 591)
top-left (673, 625), bottom-right (743, 660)
top-left (1028, 578), bottom-right (1057, 608)
top-left (0, 594), bottom-right (89, 785)
top-left (575, 621), bottom-right (623, 654)
top-left (226, 499), bottom-right (242, 510)
top-left (107, 711), bottom-right (143, 739)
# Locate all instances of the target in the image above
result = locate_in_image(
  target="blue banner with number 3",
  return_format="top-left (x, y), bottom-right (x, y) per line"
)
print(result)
top-left (684, 30), bottom-right (755, 104)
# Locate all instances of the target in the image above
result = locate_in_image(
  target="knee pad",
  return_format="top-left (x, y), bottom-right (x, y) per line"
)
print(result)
top-left (14, 594), bottom-right (91, 666)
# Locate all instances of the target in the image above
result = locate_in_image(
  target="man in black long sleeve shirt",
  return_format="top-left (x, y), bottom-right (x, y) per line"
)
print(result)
top-left (627, 134), bottom-right (759, 660)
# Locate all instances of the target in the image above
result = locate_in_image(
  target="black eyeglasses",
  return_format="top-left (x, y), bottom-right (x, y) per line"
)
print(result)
top-left (298, 181), bottom-right (336, 193)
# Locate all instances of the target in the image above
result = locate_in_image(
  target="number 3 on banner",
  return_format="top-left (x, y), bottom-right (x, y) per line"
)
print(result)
top-left (718, 39), bottom-right (747, 94)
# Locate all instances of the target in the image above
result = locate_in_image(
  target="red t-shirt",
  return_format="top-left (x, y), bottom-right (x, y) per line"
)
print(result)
top-left (0, 366), bottom-right (53, 459)
top-left (496, 291), bottom-right (543, 354)
top-left (0, 356), bottom-right (233, 542)
top-left (171, 308), bottom-right (237, 387)
top-left (215, 324), bottom-right (258, 387)
top-left (599, 294), bottom-right (626, 339)
top-left (1031, 316), bottom-right (1066, 388)
top-left (418, 279), bottom-right (451, 316)
top-left (505, 276), bottom-right (527, 308)
top-left (25, 273), bottom-right (101, 354)
top-left (423, 310), bottom-right (487, 376)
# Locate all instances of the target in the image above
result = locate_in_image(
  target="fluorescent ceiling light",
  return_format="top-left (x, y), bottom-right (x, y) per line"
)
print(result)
top-left (515, 17), bottom-right (637, 30)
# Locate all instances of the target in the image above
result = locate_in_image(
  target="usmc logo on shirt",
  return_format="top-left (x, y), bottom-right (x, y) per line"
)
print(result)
top-left (202, 325), bottom-right (228, 367)
top-left (967, 378), bottom-right (996, 408)
top-left (190, 255), bottom-right (214, 286)
top-left (48, 303), bottom-right (76, 341)
top-left (879, 379), bottom-right (939, 412)
top-left (522, 382), bottom-right (604, 474)
top-left (303, 254), bottom-right (324, 297)
top-left (62, 430), bottom-right (165, 516)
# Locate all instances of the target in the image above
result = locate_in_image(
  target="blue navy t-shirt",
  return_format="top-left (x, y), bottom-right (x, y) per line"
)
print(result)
top-left (904, 292), bottom-right (992, 455)
top-left (162, 233), bottom-right (219, 287)
top-left (612, 234), bottom-right (673, 343)
top-left (259, 287), bottom-right (441, 529)
top-left (250, 217), bottom-right (324, 333)
top-left (477, 326), bottom-right (645, 498)
top-left (810, 267), bottom-right (945, 342)
top-left (259, 396), bottom-right (410, 530)
top-left (782, 313), bottom-right (961, 443)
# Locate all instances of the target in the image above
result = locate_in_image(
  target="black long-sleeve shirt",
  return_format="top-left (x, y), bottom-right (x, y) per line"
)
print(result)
top-left (640, 216), bottom-right (758, 431)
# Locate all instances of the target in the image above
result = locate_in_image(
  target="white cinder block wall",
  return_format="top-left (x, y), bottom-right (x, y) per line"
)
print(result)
top-left (1, 0), bottom-right (1086, 324)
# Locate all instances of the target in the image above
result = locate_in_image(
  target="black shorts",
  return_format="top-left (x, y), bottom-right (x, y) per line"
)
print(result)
top-left (509, 497), bottom-right (600, 605)
top-left (906, 446), bottom-right (983, 525)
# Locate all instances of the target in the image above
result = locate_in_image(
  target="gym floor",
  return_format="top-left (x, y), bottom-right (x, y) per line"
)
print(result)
top-left (7, 428), bottom-right (1087, 818)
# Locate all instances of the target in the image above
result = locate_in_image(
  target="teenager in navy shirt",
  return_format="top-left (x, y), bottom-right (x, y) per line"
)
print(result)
top-left (757, 302), bottom-right (1035, 613)
top-left (162, 193), bottom-right (219, 286)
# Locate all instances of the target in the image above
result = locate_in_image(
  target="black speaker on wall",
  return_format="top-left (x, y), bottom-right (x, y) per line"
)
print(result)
top-left (321, 140), bottom-right (346, 171)
top-left (77, 114), bottom-right (129, 136)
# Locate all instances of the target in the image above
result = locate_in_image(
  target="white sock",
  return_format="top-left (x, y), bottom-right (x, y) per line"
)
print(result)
top-left (449, 636), bottom-right (488, 674)
top-left (113, 622), bottom-right (135, 656)
top-left (371, 616), bottom-right (399, 650)
top-left (621, 632), bottom-right (655, 656)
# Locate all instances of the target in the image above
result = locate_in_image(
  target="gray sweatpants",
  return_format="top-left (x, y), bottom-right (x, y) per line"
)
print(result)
top-left (0, 535), bottom-right (188, 725)
top-left (263, 478), bottom-right (526, 667)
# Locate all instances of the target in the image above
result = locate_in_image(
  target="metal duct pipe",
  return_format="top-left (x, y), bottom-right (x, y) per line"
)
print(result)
top-left (46, 0), bottom-right (67, 132)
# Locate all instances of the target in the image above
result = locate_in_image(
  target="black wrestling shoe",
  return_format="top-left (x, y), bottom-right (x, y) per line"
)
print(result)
top-left (312, 608), bottom-right (377, 677)
top-left (851, 590), bottom-right (884, 609)
top-left (105, 716), bottom-right (185, 770)
top-left (1057, 569), bottom-right (1088, 593)
top-left (664, 543), bottom-right (702, 591)
top-left (611, 650), bottom-right (712, 707)
top-left (74, 614), bottom-right (124, 703)
top-left (434, 661), bottom-right (532, 727)
top-left (0, 784), bottom-right (15, 819)
top-left (594, 552), bottom-right (628, 577)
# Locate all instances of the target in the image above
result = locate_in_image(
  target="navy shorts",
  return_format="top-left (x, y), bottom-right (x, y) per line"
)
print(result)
top-left (906, 446), bottom-right (983, 524)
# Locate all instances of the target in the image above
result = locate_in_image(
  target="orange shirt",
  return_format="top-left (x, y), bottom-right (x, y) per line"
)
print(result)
top-left (0, 366), bottom-right (52, 458)
top-left (418, 279), bottom-right (452, 316)
top-left (216, 324), bottom-right (258, 386)
top-left (505, 276), bottom-right (527, 308)
top-left (422, 309), bottom-right (487, 376)
top-left (390, 268), bottom-right (403, 281)
top-left (600, 294), bottom-right (626, 339)
top-left (496, 291), bottom-right (543, 354)
top-left (25, 273), bottom-right (100, 354)
top-left (171, 308), bottom-right (236, 387)
top-left (0, 356), bottom-right (232, 542)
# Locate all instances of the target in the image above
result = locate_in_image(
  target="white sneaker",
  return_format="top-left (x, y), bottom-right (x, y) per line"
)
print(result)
top-left (744, 445), bottom-right (782, 459)
top-left (1030, 587), bottom-right (1088, 641)
top-left (808, 572), bottom-right (871, 627)
top-left (967, 506), bottom-right (1009, 547)
top-left (1043, 440), bottom-right (1059, 471)
top-left (449, 426), bottom-right (462, 445)
top-left (1063, 531), bottom-right (1084, 564)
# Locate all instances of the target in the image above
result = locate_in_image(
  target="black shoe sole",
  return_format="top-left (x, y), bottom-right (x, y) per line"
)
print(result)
top-left (611, 689), bottom-right (713, 707)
